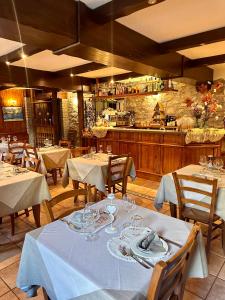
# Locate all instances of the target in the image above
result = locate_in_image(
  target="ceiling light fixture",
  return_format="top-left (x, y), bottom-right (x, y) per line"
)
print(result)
top-left (21, 53), bottom-right (27, 59)
top-left (148, 0), bottom-right (157, 4)
top-left (6, 61), bottom-right (10, 65)
top-left (70, 73), bottom-right (74, 77)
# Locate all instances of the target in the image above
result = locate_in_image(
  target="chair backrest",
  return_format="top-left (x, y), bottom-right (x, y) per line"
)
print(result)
top-left (24, 145), bottom-right (38, 159)
top-left (107, 155), bottom-right (129, 186)
top-left (59, 140), bottom-right (71, 148)
top-left (1, 152), bottom-right (15, 164)
top-left (8, 141), bottom-right (25, 156)
top-left (172, 172), bottom-right (218, 221)
top-left (71, 146), bottom-right (90, 158)
top-left (43, 190), bottom-right (85, 222)
top-left (147, 224), bottom-right (200, 300)
top-left (22, 157), bottom-right (41, 173)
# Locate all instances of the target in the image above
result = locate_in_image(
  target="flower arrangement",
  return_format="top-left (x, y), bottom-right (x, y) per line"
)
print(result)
top-left (185, 81), bottom-right (223, 128)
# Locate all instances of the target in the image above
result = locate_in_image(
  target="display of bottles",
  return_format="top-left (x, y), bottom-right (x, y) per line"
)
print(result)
top-left (95, 77), bottom-right (174, 97)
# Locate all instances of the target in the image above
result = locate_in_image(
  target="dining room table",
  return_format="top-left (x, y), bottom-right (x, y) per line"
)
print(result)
top-left (0, 162), bottom-right (51, 227)
top-left (62, 153), bottom-right (136, 193)
top-left (16, 199), bottom-right (208, 300)
top-left (37, 146), bottom-right (71, 175)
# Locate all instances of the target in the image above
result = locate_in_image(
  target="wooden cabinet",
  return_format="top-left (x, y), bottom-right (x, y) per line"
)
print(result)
top-left (84, 129), bottom-right (222, 180)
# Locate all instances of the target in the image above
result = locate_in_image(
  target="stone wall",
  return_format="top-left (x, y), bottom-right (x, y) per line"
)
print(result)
top-left (124, 79), bottom-right (225, 128)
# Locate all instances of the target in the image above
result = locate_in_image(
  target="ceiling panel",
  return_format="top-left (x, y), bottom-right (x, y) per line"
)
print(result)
top-left (81, 0), bottom-right (111, 9)
top-left (78, 67), bottom-right (130, 78)
top-left (209, 63), bottom-right (225, 80)
top-left (117, 0), bottom-right (225, 43)
top-left (11, 50), bottom-right (90, 72)
top-left (178, 41), bottom-right (225, 59)
top-left (0, 38), bottom-right (24, 57)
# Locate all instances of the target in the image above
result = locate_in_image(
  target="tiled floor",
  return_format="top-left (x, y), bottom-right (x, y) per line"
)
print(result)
top-left (0, 177), bottom-right (225, 300)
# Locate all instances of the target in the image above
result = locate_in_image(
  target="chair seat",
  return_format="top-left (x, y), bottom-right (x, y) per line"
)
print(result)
top-left (182, 207), bottom-right (220, 224)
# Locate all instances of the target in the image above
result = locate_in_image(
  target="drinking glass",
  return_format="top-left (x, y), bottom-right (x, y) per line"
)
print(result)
top-left (105, 194), bottom-right (118, 234)
top-left (106, 145), bottom-right (112, 155)
top-left (213, 158), bottom-right (224, 173)
top-left (131, 214), bottom-right (144, 236)
top-left (123, 194), bottom-right (136, 212)
top-left (84, 202), bottom-right (99, 241)
top-left (99, 144), bottom-right (103, 153)
top-left (12, 136), bottom-right (17, 142)
top-left (199, 155), bottom-right (207, 169)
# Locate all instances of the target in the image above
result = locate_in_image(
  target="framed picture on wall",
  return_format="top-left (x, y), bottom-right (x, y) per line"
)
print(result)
top-left (2, 106), bottom-right (24, 121)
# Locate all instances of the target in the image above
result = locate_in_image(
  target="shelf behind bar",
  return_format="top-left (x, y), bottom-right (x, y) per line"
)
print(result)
top-left (93, 89), bottom-right (178, 100)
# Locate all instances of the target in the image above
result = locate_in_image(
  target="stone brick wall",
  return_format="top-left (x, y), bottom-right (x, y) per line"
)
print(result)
top-left (124, 79), bottom-right (225, 128)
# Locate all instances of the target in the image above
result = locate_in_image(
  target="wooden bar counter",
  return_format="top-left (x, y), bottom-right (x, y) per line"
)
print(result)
top-left (83, 128), bottom-right (222, 181)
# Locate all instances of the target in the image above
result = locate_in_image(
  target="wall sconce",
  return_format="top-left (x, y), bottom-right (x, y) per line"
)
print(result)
top-left (9, 99), bottom-right (17, 106)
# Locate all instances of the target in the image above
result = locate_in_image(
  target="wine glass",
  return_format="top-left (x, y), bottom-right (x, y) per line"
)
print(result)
top-left (12, 136), bottom-right (17, 142)
top-left (199, 155), bottom-right (207, 170)
top-left (106, 145), bottom-right (112, 155)
top-left (105, 194), bottom-right (118, 234)
top-left (83, 202), bottom-right (99, 241)
top-left (123, 194), bottom-right (136, 212)
top-left (213, 158), bottom-right (224, 173)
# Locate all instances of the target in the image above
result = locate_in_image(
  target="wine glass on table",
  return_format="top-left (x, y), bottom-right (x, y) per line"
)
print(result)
top-left (106, 145), bottom-right (112, 155)
top-left (213, 158), bottom-right (224, 175)
top-left (83, 202), bottom-right (99, 241)
top-left (105, 193), bottom-right (118, 234)
top-left (199, 155), bottom-right (207, 171)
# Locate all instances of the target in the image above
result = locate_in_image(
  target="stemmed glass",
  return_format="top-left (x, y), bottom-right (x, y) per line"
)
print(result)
top-left (123, 194), bottom-right (136, 212)
top-left (213, 158), bottom-right (224, 174)
top-left (83, 202), bottom-right (99, 241)
top-left (105, 194), bottom-right (118, 234)
top-left (12, 136), bottom-right (17, 142)
top-left (199, 155), bottom-right (208, 170)
top-left (106, 145), bottom-right (112, 155)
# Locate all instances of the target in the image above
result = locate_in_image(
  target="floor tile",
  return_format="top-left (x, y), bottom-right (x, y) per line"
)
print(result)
top-left (0, 254), bottom-right (20, 271)
top-left (208, 253), bottom-right (225, 276)
top-left (13, 287), bottom-right (45, 300)
top-left (183, 290), bottom-right (203, 300)
top-left (0, 278), bottom-right (10, 297)
top-left (206, 278), bottom-right (225, 300)
top-left (218, 262), bottom-right (225, 280)
top-left (0, 261), bottom-right (20, 289)
top-left (0, 291), bottom-right (18, 300)
top-left (185, 275), bottom-right (216, 299)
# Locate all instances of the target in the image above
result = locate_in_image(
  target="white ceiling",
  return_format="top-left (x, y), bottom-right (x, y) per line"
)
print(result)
top-left (178, 41), bottom-right (225, 59)
top-left (81, 0), bottom-right (111, 9)
top-left (0, 38), bottom-right (24, 57)
top-left (117, 0), bottom-right (225, 43)
top-left (78, 67), bottom-right (130, 78)
top-left (11, 50), bottom-right (90, 72)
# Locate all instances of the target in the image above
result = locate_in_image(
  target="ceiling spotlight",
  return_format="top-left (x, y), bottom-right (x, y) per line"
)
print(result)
top-left (21, 53), bottom-right (27, 59)
top-left (110, 79), bottom-right (114, 84)
top-left (6, 61), bottom-right (10, 65)
top-left (70, 73), bottom-right (74, 77)
top-left (148, 0), bottom-right (157, 4)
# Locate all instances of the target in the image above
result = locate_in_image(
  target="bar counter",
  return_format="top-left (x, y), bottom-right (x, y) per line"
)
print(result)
top-left (83, 128), bottom-right (222, 180)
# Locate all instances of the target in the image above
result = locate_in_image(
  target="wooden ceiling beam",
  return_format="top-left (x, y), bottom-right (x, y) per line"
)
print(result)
top-left (160, 27), bottom-right (225, 53)
top-left (92, 0), bottom-right (166, 24)
top-left (56, 62), bottom-right (107, 77)
top-left (186, 54), bottom-right (225, 68)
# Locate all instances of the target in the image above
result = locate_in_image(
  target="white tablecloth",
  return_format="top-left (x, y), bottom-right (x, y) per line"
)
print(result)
top-left (0, 163), bottom-right (51, 217)
top-left (17, 200), bottom-right (207, 300)
top-left (154, 164), bottom-right (225, 220)
top-left (0, 142), bottom-right (8, 154)
top-left (37, 147), bottom-right (71, 175)
top-left (62, 153), bottom-right (136, 193)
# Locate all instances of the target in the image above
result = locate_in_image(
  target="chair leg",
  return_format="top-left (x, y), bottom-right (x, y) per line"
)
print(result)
top-left (72, 180), bottom-right (79, 203)
top-left (59, 168), bottom-right (62, 177)
top-left (52, 169), bottom-right (57, 185)
top-left (25, 209), bottom-right (29, 217)
top-left (93, 187), bottom-right (97, 202)
top-left (10, 214), bottom-right (15, 236)
top-left (0, 217), bottom-right (2, 224)
top-left (206, 222), bottom-right (213, 259)
top-left (222, 222), bottom-right (225, 255)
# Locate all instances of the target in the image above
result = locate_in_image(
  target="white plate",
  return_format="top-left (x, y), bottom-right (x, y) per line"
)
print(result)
top-left (121, 226), bottom-right (152, 240)
top-left (130, 236), bottom-right (168, 259)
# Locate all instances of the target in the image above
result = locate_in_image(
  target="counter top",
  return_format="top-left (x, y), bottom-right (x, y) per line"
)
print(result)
top-left (107, 127), bottom-right (185, 134)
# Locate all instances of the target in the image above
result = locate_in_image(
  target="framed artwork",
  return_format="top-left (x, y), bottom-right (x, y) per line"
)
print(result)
top-left (2, 106), bottom-right (24, 122)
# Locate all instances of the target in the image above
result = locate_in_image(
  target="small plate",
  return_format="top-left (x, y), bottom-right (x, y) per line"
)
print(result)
top-left (121, 226), bottom-right (152, 240)
top-left (130, 235), bottom-right (168, 259)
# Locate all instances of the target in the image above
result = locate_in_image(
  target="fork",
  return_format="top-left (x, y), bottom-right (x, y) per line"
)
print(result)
top-left (119, 246), bottom-right (151, 269)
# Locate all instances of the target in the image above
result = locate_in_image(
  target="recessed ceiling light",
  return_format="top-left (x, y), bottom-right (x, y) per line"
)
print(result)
top-left (70, 73), bottom-right (74, 77)
top-left (6, 61), bottom-right (10, 65)
top-left (21, 53), bottom-right (27, 59)
top-left (148, 0), bottom-right (157, 4)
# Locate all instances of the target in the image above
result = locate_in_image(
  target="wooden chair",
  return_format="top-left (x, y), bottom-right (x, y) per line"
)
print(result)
top-left (8, 141), bottom-right (25, 165)
top-left (147, 224), bottom-right (200, 300)
top-left (24, 145), bottom-right (38, 159)
top-left (21, 156), bottom-right (41, 173)
top-left (70, 146), bottom-right (90, 158)
top-left (59, 140), bottom-right (71, 148)
top-left (106, 154), bottom-right (129, 196)
top-left (43, 189), bottom-right (85, 223)
top-left (172, 172), bottom-right (223, 257)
